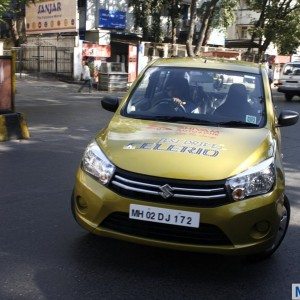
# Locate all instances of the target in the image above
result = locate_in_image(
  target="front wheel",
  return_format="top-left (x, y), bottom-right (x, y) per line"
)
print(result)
top-left (247, 195), bottom-right (290, 261)
top-left (285, 94), bottom-right (293, 101)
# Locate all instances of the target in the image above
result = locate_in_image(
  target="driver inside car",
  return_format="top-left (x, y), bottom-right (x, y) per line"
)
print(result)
top-left (152, 80), bottom-right (196, 113)
top-left (166, 84), bottom-right (187, 108)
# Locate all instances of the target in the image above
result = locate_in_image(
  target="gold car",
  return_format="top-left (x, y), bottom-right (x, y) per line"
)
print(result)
top-left (72, 58), bottom-right (299, 259)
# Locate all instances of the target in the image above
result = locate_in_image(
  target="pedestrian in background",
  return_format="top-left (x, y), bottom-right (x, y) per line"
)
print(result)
top-left (78, 62), bottom-right (92, 93)
top-left (268, 65), bottom-right (274, 86)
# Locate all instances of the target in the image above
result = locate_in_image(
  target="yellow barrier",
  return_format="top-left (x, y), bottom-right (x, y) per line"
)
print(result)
top-left (0, 54), bottom-right (30, 142)
top-left (0, 113), bottom-right (30, 142)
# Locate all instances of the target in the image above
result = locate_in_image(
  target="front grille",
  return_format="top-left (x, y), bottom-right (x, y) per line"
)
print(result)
top-left (109, 168), bottom-right (231, 207)
top-left (100, 212), bottom-right (232, 246)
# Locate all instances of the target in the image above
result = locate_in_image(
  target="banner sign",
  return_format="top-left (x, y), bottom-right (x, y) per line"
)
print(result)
top-left (26, 0), bottom-right (77, 34)
top-left (82, 44), bottom-right (111, 58)
top-left (99, 9), bottom-right (126, 29)
top-left (128, 45), bottom-right (137, 83)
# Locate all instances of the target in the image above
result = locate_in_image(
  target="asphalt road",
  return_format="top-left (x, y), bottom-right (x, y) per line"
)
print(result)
top-left (0, 78), bottom-right (299, 300)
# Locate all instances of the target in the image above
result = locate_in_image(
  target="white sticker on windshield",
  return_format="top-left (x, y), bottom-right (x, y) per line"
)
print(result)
top-left (246, 115), bottom-right (257, 124)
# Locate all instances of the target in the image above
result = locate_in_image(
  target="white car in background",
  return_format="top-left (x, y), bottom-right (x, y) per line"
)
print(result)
top-left (277, 62), bottom-right (300, 101)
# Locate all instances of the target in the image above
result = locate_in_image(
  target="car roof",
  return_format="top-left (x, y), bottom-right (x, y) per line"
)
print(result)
top-left (151, 57), bottom-right (262, 74)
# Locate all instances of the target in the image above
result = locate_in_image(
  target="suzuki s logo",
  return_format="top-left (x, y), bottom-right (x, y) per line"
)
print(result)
top-left (159, 184), bottom-right (174, 199)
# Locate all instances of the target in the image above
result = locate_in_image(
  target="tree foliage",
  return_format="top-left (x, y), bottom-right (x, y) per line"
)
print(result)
top-left (277, 12), bottom-right (300, 54)
top-left (0, 0), bottom-right (32, 46)
top-left (151, 0), bottom-right (166, 42)
top-left (194, 0), bottom-right (220, 55)
top-left (166, 0), bottom-right (182, 52)
top-left (187, 0), bottom-right (237, 57)
top-left (129, 0), bottom-right (166, 42)
top-left (0, 0), bottom-right (11, 23)
top-left (129, 0), bottom-right (239, 56)
top-left (246, 0), bottom-right (300, 57)
top-left (186, 0), bottom-right (197, 56)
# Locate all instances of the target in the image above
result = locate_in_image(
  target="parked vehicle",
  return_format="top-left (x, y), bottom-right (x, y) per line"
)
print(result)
top-left (277, 62), bottom-right (300, 101)
top-left (72, 58), bottom-right (298, 259)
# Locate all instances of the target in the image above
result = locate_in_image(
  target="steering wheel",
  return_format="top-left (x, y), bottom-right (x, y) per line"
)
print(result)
top-left (151, 98), bottom-right (186, 113)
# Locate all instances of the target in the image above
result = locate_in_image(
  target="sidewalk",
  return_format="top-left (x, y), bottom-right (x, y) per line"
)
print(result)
top-left (16, 74), bottom-right (128, 99)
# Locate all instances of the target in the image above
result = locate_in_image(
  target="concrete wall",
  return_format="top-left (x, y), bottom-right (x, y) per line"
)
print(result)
top-left (74, 41), bottom-right (83, 80)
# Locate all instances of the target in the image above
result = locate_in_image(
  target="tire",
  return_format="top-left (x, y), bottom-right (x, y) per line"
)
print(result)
top-left (285, 94), bottom-right (293, 101)
top-left (247, 195), bottom-right (290, 261)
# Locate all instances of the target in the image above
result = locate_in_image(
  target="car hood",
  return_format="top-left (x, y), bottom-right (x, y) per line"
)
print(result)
top-left (96, 116), bottom-right (273, 181)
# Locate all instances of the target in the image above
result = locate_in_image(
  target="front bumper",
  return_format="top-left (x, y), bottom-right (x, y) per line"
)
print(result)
top-left (73, 169), bottom-right (285, 255)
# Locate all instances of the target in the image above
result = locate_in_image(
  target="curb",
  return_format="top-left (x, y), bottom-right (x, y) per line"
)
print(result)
top-left (0, 112), bottom-right (30, 142)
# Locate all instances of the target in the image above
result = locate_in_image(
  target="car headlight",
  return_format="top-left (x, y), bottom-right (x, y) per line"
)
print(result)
top-left (226, 157), bottom-right (276, 201)
top-left (81, 140), bottom-right (115, 185)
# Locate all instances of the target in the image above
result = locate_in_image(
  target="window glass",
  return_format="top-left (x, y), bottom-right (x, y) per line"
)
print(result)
top-left (124, 67), bottom-right (265, 127)
top-left (283, 63), bottom-right (300, 75)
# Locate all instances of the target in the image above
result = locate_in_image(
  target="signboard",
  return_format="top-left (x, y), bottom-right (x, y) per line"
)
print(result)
top-left (99, 9), bottom-right (126, 29)
top-left (82, 44), bottom-right (111, 58)
top-left (275, 55), bottom-right (291, 64)
top-left (128, 45), bottom-right (137, 83)
top-left (26, 0), bottom-right (77, 34)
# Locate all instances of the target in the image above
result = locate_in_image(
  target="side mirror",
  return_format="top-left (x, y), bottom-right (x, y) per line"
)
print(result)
top-left (101, 97), bottom-right (119, 112)
top-left (277, 110), bottom-right (299, 127)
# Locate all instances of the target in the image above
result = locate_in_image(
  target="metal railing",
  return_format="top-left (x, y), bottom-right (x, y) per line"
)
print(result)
top-left (10, 45), bottom-right (74, 79)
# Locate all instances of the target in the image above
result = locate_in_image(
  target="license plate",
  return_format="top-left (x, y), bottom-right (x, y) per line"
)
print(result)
top-left (129, 204), bottom-right (200, 228)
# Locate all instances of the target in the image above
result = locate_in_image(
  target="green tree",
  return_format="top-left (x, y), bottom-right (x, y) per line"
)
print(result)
top-left (277, 12), bottom-right (300, 54)
top-left (166, 0), bottom-right (182, 55)
top-left (151, 0), bottom-right (165, 42)
top-left (129, 0), bottom-right (238, 57)
top-left (129, 0), bottom-right (152, 40)
top-left (186, 0), bottom-right (197, 56)
top-left (0, 0), bottom-right (32, 46)
top-left (129, 0), bottom-right (186, 47)
top-left (129, 0), bottom-right (166, 42)
top-left (194, 0), bottom-right (220, 55)
top-left (203, 0), bottom-right (237, 45)
top-left (246, 0), bottom-right (300, 59)
top-left (0, 0), bottom-right (11, 24)
top-left (186, 0), bottom-right (237, 57)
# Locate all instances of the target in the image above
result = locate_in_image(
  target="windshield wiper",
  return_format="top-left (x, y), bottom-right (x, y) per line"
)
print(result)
top-left (218, 121), bottom-right (259, 128)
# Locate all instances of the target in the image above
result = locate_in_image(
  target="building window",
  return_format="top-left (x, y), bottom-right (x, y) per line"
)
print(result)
top-left (78, 0), bottom-right (86, 8)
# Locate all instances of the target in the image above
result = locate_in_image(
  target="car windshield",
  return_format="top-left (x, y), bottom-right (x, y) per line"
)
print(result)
top-left (283, 63), bottom-right (300, 75)
top-left (123, 67), bottom-right (265, 127)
